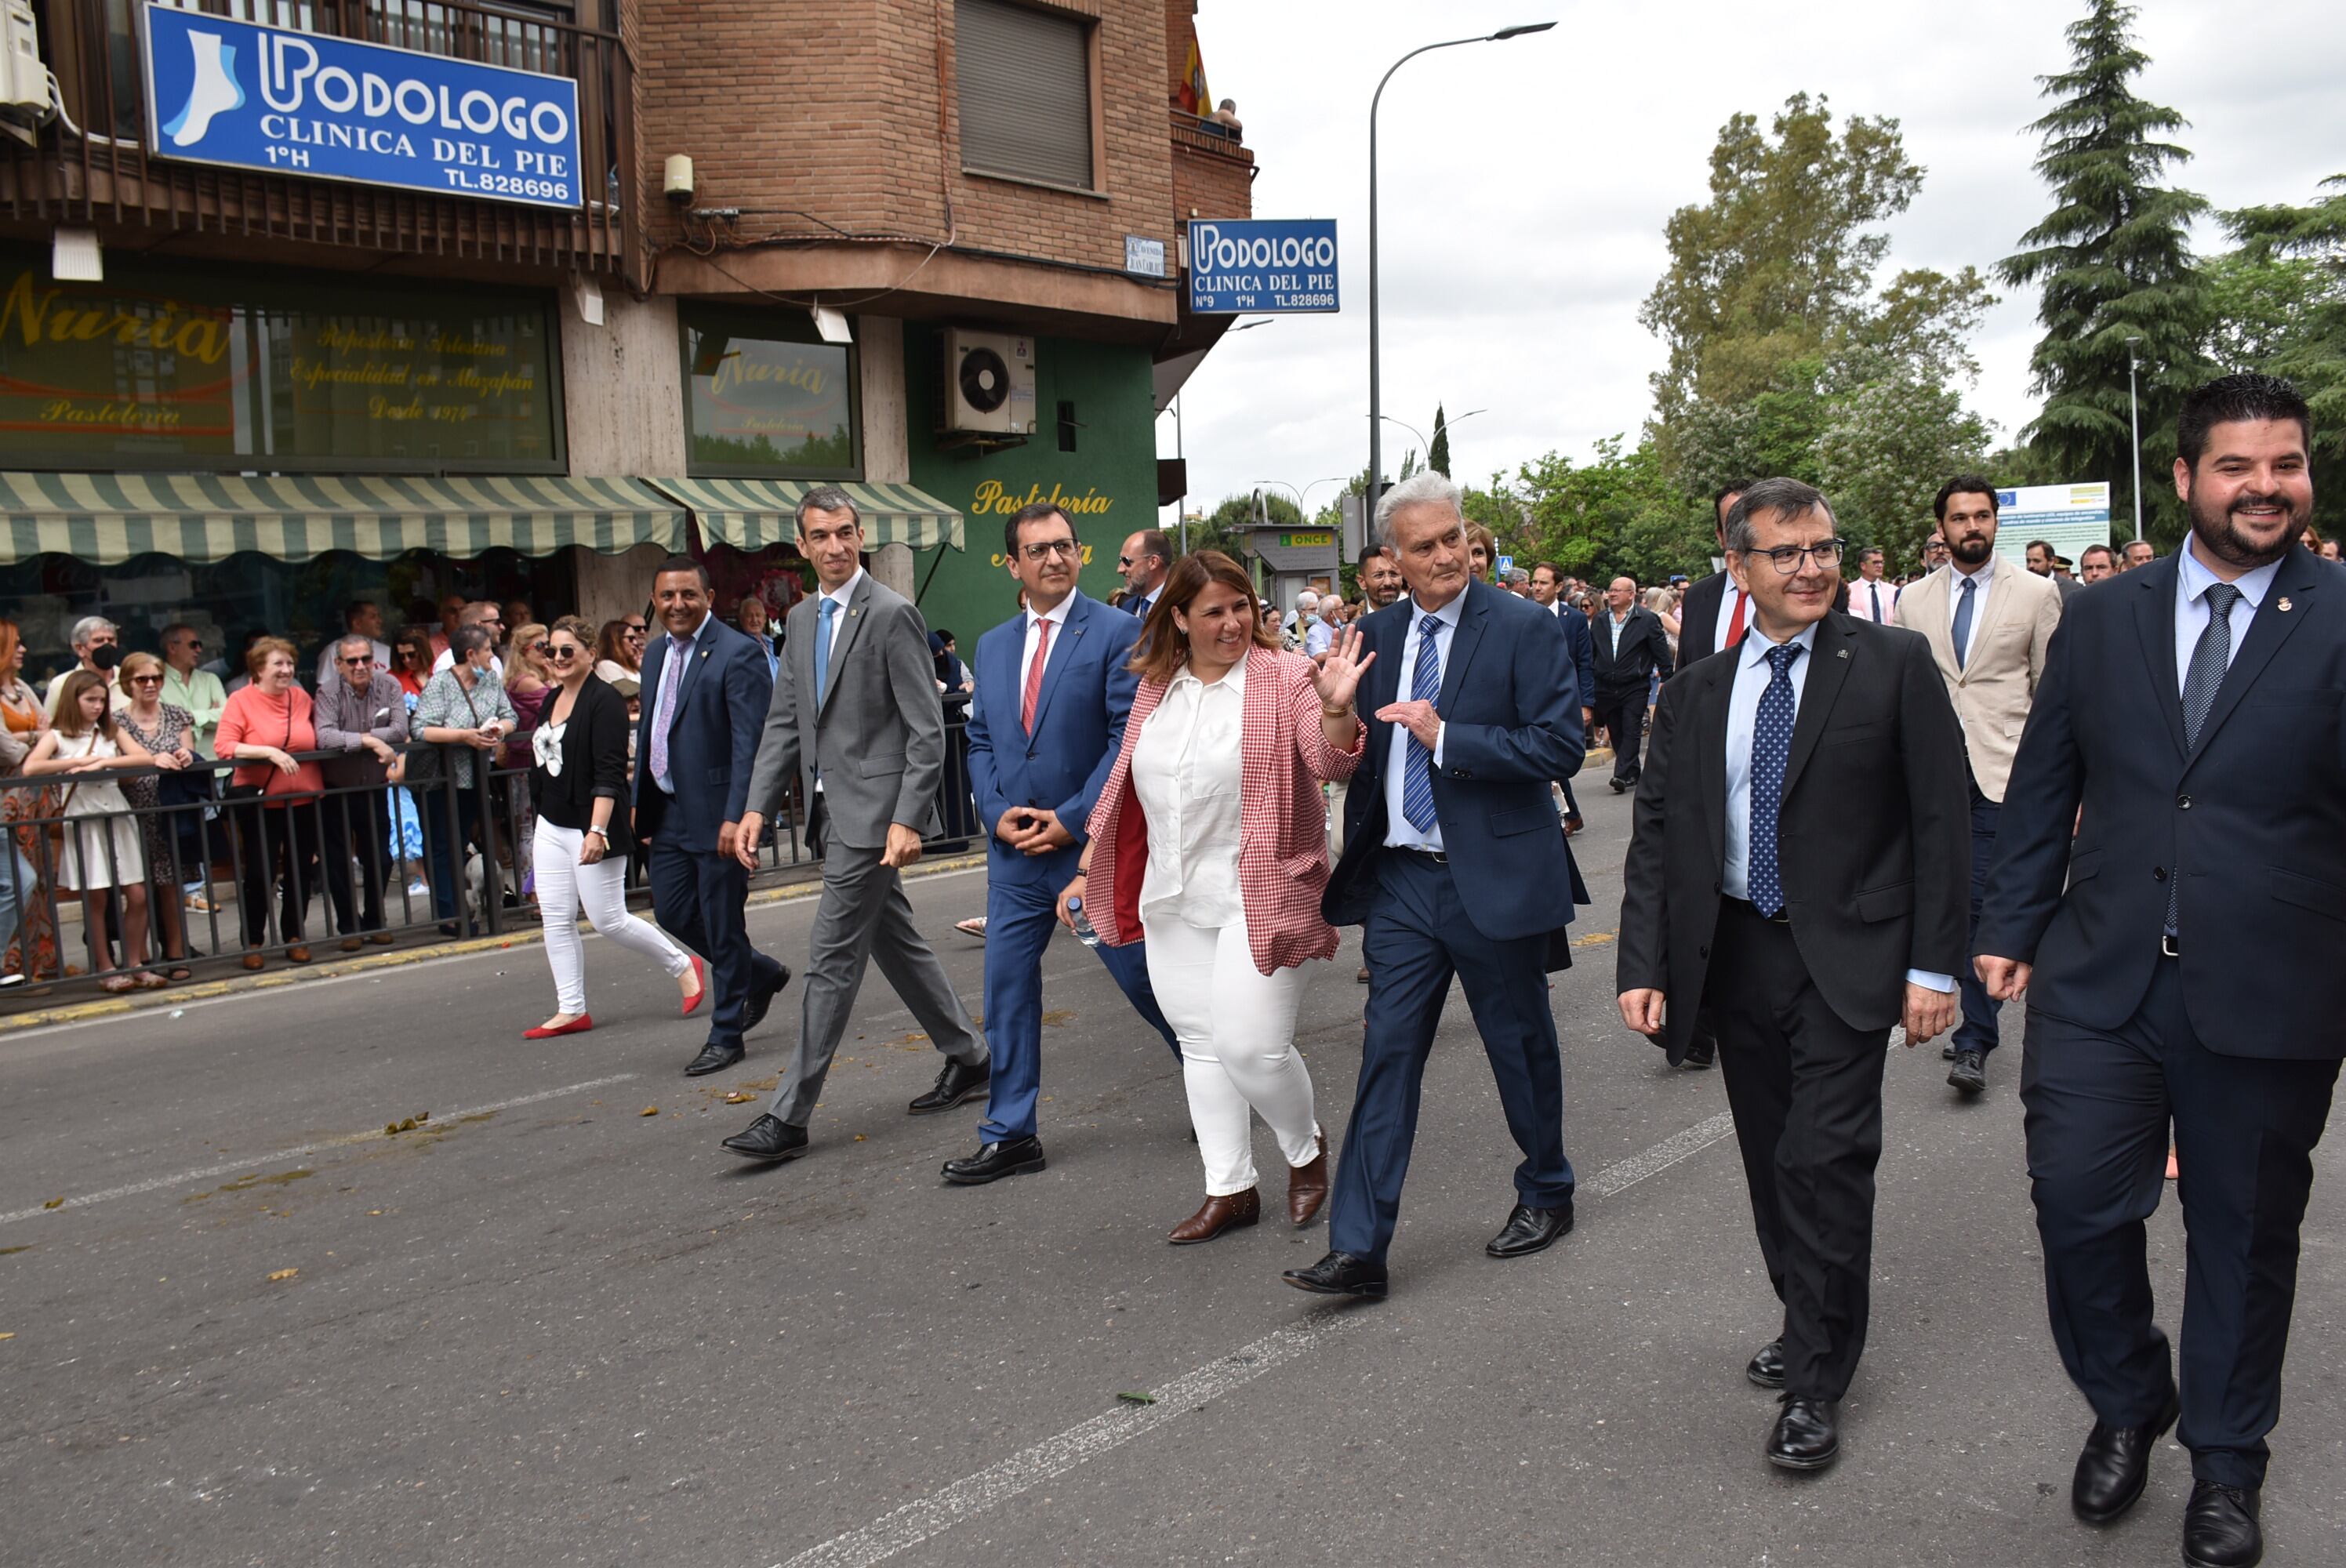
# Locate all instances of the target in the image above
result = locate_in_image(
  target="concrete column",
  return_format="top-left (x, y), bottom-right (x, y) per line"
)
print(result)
top-left (859, 314), bottom-right (915, 600)
top-left (561, 290), bottom-right (688, 634)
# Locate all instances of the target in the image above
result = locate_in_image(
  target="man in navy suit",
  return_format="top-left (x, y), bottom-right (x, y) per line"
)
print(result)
top-left (1285, 473), bottom-right (1585, 1300)
top-left (1976, 376), bottom-right (2346, 1568)
top-left (942, 503), bottom-right (1181, 1185)
top-left (1531, 561), bottom-right (1593, 835)
top-left (634, 556), bottom-right (790, 1077)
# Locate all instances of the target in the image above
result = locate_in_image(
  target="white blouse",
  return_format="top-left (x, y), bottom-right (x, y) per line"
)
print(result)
top-left (1131, 658), bottom-right (1246, 931)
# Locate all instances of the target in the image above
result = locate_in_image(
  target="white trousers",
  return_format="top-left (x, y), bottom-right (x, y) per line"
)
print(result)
top-left (1142, 908), bottom-right (1319, 1196)
top-left (533, 818), bottom-right (692, 1015)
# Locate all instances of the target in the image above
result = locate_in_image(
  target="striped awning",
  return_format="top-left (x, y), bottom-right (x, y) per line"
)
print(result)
top-left (0, 472), bottom-right (688, 565)
top-left (648, 478), bottom-right (964, 552)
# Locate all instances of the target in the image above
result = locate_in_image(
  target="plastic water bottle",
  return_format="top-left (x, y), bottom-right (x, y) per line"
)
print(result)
top-left (1067, 895), bottom-right (1101, 948)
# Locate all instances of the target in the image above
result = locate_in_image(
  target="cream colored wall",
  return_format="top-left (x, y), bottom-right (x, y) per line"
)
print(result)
top-left (563, 289), bottom-right (689, 630)
top-left (859, 314), bottom-right (915, 600)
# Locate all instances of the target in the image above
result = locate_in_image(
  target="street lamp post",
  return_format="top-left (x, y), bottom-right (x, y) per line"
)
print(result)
top-left (2125, 335), bottom-right (2144, 543)
top-left (1367, 26), bottom-right (1552, 539)
top-left (1375, 407), bottom-right (1487, 468)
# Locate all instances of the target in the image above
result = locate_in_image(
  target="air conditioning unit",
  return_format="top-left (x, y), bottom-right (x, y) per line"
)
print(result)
top-left (0, 1), bottom-right (49, 124)
top-left (942, 328), bottom-right (1036, 435)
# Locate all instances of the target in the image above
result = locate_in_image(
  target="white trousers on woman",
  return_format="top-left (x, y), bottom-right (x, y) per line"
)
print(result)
top-left (533, 818), bottom-right (692, 1014)
top-left (1142, 906), bottom-right (1319, 1196)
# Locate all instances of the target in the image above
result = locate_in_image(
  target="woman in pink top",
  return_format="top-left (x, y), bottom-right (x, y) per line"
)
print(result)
top-left (1067, 550), bottom-right (1371, 1245)
top-left (214, 637), bottom-right (347, 967)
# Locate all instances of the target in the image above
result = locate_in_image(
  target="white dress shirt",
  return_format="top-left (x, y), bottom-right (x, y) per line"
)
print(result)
top-left (1380, 590), bottom-right (1464, 852)
top-left (1018, 587), bottom-right (1077, 710)
top-left (1849, 575), bottom-right (1898, 625)
top-left (807, 569), bottom-right (864, 793)
top-left (1132, 658), bottom-right (1245, 929)
top-left (2173, 543), bottom-right (2277, 695)
top-left (1712, 579), bottom-right (1747, 651)
top-left (1721, 621), bottom-right (1953, 993)
top-left (1946, 557), bottom-right (1998, 667)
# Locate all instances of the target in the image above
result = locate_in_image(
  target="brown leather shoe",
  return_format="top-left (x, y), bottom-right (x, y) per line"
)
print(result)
top-left (285, 946), bottom-right (313, 964)
top-left (338, 937), bottom-right (364, 953)
top-left (369, 932), bottom-right (396, 946)
top-left (1287, 1131), bottom-right (1329, 1227)
top-left (240, 953), bottom-right (265, 971)
top-left (1168, 1188), bottom-right (1260, 1245)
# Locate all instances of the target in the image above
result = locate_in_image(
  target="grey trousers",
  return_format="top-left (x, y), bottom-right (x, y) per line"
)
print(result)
top-left (768, 840), bottom-right (986, 1127)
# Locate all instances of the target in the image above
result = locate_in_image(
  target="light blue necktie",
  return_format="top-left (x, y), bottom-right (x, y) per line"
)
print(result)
top-left (1747, 642), bottom-right (1803, 918)
top-left (815, 597), bottom-right (837, 705)
top-left (1952, 575), bottom-right (1976, 671)
top-left (1401, 614), bottom-right (1442, 833)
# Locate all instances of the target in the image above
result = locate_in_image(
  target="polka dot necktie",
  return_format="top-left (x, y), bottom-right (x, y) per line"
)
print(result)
top-left (1747, 642), bottom-right (1804, 918)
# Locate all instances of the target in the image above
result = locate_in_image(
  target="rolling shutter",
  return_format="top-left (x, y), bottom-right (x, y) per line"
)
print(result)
top-left (957, 0), bottom-right (1095, 191)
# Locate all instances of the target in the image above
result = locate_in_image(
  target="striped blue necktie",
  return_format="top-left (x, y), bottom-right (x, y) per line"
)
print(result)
top-left (1402, 614), bottom-right (1442, 833)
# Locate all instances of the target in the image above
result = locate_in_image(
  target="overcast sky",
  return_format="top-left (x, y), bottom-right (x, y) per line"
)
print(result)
top-left (1159, 0), bottom-right (2346, 524)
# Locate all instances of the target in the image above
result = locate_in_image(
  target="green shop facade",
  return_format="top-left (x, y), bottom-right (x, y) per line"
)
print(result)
top-left (0, 245), bottom-right (1157, 693)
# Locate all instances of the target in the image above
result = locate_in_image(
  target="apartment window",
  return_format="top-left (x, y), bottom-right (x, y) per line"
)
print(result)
top-left (957, 0), bottom-right (1095, 192)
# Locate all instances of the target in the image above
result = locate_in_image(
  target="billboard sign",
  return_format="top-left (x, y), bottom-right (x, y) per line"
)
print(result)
top-left (1187, 220), bottom-right (1339, 314)
top-left (1992, 482), bottom-right (2112, 568)
top-left (142, 7), bottom-right (584, 209)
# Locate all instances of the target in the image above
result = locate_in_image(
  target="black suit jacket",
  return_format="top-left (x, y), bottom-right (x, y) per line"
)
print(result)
top-left (533, 674), bottom-right (636, 853)
top-left (1590, 605), bottom-right (1675, 696)
top-left (1618, 612), bottom-right (1971, 1062)
top-left (1677, 571), bottom-right (1850, 668)
top-left (1975, 545), bottom-right (2346, 1060)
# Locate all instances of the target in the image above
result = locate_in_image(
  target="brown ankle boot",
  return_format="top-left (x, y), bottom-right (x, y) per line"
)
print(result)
top-left (1287, 1131), bottom-right (1329, 1226)
top-left (1168, 1188), bottom-right (1260, 1245)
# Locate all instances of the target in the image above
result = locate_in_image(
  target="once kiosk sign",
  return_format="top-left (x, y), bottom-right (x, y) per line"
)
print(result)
top-left (1186, 220), bottom-right (1340, 314)
top-left (141, 7), bottom-right (584, 209)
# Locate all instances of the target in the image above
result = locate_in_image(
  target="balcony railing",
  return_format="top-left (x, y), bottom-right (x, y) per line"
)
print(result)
top-left (4, 0), bottom-right (637, 280)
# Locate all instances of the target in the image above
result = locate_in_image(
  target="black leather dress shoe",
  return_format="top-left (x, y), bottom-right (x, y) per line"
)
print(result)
top-left (2071, 1387), bottom-right (2179, 1523)
top-left (941, 1136), bottom-right (1046, 1185)
top-left (1766, 1395), bottom-right (1840, 1471)
top-left (2181, 1480), bottom-right (2262, 1568)
top-left (1746, 1337), bottom-right (1786, 1389)
top-left (908, 1057), bottom-right (990, 1115)
top-left (1948, 1048), bottom-right (1988, 1096)
top-left (721, 1113), bottom-right (808, 1163)
top-left (1485, 1201), bottom-right (1574, 1258)
top-left (1682, 1036), bottom-right (1716, 1069)
top-left (685, 1040), bottom-right (746, 1077)
top-left (1608, 776), bottom-right (1630, 793)
top-left (743, 964), bottom-right (793, 1034)
top-left (1281, 1250), bottom-right (1388, 1298)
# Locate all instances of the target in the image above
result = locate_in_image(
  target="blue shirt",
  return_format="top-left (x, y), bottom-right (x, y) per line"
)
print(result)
top-left (1721, 619), bottom-right (1952, 994)
top-left (2173, 542), bottom-right (2278, 696)
top-left (1304, 615), bottom-right (1333, 659)
top-left (1379, 591), bottom-right (1464, 853)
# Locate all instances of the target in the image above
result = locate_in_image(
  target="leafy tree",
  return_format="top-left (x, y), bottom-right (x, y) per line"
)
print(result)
top-left (1999, 0), bottom-right (2214, 549)
top-left (2223, 176), bottom-right (2346, 500)
top-left (1516, 437), bottom-right (1712, 586)
top-left (1814, 349), bottom-right (1992, 568)
top-left (1193, 491), bottom-right (1297, 563)
top-left (1429, 405), bottom-right (1451, 477)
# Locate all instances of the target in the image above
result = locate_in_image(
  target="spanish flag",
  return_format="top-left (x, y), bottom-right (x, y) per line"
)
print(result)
top-left (1176, 38), bottom-right (1211, 116)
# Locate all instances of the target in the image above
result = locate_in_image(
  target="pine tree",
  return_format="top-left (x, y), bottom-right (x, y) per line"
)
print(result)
top-left (1999, 0), bottom-right (2214, 544)
top-left (1429, 405), bottom-right (1451, 477)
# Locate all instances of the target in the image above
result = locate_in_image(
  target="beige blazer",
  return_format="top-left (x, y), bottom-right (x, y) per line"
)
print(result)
top-left (1892, 557), bottom-right (2062, 801)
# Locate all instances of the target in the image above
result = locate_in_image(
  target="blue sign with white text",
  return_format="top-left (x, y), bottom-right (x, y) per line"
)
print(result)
top-left (141, 7), bottom-right (583, 209)
top-left (1187, 219), bottom-right (1340, 314)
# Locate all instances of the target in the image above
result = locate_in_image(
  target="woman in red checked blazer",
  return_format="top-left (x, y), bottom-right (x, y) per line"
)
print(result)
top-left (1062, 551), bottom-right (1373, 1245)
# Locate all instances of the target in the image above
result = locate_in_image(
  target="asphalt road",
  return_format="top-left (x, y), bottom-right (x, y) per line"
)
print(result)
top-left (2, 782), bottom-right (2340, 1568)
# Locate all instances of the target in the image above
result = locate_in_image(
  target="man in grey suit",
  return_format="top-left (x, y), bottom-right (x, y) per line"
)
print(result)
top-left (720, 487), bottom-right (990, 1164)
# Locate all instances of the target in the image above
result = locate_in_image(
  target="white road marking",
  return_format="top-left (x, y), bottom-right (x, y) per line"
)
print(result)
top-left (0, 1073), bottom-right (640, 1227)
top-left (774, 1109), bottom-right (1741, 1568)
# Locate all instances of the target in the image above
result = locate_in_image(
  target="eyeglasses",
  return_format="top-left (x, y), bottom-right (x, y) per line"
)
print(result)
top-left (548, 646), bottom-right (582, 661)
top-left (623, 622), bottom-right (647, 635)
top-left (527, 641), bottom-right (550, 654)
top-left (1021, 538), bottom-right (1080, 561)
top-left (339, 655), bottom-right (373, 666)
top-left (130, 674), bottom-right (162, 685)
top-left (1747, 539), bottom-right (1849, 575)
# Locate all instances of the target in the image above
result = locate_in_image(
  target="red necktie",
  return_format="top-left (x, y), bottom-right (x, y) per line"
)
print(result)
top-left (1724, 587), bottom-right (1747, 649)
top-left (1021, 616), bottom-right (1051, 735)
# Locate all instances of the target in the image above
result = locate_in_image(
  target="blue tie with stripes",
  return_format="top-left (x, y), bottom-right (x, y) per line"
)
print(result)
top-left (1402, 614), bottom-right (1442, 833)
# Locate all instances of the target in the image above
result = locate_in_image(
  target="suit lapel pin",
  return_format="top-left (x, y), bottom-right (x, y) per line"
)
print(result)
top-left (2277, 597), bottom-right (2293, 612)
top-left (1836, 648), bottom-right (1850, 659)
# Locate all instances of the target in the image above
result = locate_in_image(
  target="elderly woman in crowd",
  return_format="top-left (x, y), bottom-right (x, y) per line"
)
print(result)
top-left (1065, 550), bottom-right (1369, 1244)
top-left (115, 653), bottom-right (199, 980)
top-left (594, 615), bottom-right (646, 686)
top-left (216, 637), bottom-right (348, 969)
top-left (0, 618), bottom-right (56, 986)
top-left (414, 623), bottom-right (518, 937)
top-left (314, 633), bottom-right (409, 949)
top-left (520, 616), bottom-right (703, 1037)
top-left (22, 670), bottom-right (178, 989)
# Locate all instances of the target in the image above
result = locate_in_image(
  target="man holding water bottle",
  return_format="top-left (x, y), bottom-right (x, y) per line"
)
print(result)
top-left (937, 501), bottom-right (1181, 1186)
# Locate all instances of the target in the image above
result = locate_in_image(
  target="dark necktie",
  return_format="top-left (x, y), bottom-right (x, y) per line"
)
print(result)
top-left (1952, 575), bottom-right (1977, 670)
top-left (1747, 642), bottom-right (1803, 917)
top-left (1402, 615), bottom-right (1442, 833)
top-left (2167, 583), bottom-right (2242, 938)
top-left (1869, 583), bottom-right (1883, 622)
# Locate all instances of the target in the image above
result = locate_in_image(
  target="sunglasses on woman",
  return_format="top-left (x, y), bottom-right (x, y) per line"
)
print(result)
top-left (547, 645), bottom-right (583, 661)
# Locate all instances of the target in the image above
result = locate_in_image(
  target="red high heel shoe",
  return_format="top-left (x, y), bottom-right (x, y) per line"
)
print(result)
top-left (523, 1014), bottom-right (594, 1040)
top-left (680, 955), bottom-right (707, 1018)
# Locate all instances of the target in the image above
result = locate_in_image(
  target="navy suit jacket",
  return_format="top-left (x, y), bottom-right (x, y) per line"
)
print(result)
top-left (1975, 545), bottom-right (2346, 1059)
top-left (1324, 578), bottom-right (1585, 943)
top-left (966, 591), bottom-right (1142, 887)
top-left (1556, 603), bottom-right (1596, 713)
top-left (631, 612), bottom-right (775, 853)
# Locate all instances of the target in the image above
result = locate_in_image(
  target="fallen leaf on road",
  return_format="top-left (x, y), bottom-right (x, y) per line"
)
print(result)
top-left (367, 1210), bottom-right (383, 1216)
top-left (267, 1268), bottom-right (298, 1282)
top-left (640, 1106), bottom-right (659, 1117)
top-left (853, 1134), bottom-right (866, 1142)
top-left (42, 1198), bottom-right (63, 1210)
top-left (415, 1111), bottom-right (431, 1122)
top-left (722, 1091), bottom-right (753, 1105)
top-left (1115, 1392), bottom-right (1155, 1405)
top-left (0, 1331), bottom-right (15, 1339)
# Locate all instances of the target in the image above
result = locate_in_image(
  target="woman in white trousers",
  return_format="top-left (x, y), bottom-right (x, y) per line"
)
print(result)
top-left (1067, 550), bottom-right (1369, 1243)
top-left (522, 618), bottom-right (703, 1038)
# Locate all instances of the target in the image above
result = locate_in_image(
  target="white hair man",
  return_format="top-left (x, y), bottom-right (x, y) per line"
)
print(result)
top-left (45, 615), bottom-right (125, 716)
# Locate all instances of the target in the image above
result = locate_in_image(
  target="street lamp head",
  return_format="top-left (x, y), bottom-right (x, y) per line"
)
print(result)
top-left (1491, 22), bottom-right (1558, 39)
